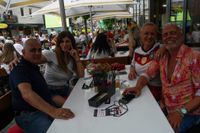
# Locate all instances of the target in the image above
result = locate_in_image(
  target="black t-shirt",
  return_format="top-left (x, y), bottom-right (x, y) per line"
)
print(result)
top-left (9, 58), bottom-right (53, 111)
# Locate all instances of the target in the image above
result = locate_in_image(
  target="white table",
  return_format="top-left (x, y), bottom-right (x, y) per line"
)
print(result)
top-left (47, 66), bottom-right (174, 133)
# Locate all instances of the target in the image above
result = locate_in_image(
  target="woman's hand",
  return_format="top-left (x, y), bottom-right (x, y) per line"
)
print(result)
top-left (128, 67), bottom-right (137, 80)
top-left (9, 57), bottom-right (20, 71)
top-left (69, 49), bottom-right (79, 61)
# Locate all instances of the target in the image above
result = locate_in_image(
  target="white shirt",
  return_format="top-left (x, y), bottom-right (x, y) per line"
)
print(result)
top-left (192, 31), bottom-right (200, 43)
top-left (13, 43), bottom-right (23, 55)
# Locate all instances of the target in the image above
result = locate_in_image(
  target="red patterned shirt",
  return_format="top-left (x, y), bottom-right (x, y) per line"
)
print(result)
top-left (143, 45), bottom-right (200, 114)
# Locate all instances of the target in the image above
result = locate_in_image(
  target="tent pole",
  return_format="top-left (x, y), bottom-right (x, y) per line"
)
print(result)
top-left (59, 0), bottom-right (67, 31)
top-left (5, 0), bottom-right (11, 13)
top-left (89, 5), bottom-right (94, 39)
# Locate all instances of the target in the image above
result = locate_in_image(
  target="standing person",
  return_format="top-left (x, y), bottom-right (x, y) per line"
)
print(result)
top-left (124, 23), bottom-right (200, 133)
top-left (13, 37), bottom-right (23, 56)
top-left (9, 39), bottom-right (74, 133)
top-left (0, 32), bottom-right (5, 44)
top-left (128, 22), bottom-right (162, 101)
top-left (79, 32), bottom-right (87, 44)
top-left (41, 31), bottom-right (84, 100)
top-left (128, 21), bottom-right (140, 58)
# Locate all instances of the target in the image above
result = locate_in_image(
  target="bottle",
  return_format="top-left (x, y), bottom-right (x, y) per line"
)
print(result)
top-left (82, 42), bottom-right (86, 58)
top-left (115, 71), bottom-right (120, 88)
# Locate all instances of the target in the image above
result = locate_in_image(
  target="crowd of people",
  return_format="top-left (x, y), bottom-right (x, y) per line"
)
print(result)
top-left (0, 22), bottom-right (200, 133)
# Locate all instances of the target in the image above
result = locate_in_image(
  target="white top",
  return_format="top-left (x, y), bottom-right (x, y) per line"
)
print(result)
top-left (42, 50), bottom-right (75, 86)
top-left (1, 64), bottom-right (9, 74)
top-left (21, 37), bottom-right (29, 44)
top-left (131, 43), bottom-right (161, 86)
top-left (47, 66), bottom-right (174, 133)
top-left (86, 49), bottom-right (110, 59)
top-left (79, 34), bottom-right (87, 42)
top-left (0, 36), bottom-right (5, 42)
top-left (13, 43), bottom-right (23, 55)
top-left (192, 31), bottom-right (200, 43)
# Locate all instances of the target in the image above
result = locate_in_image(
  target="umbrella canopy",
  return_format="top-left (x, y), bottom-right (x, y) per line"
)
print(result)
top-left (0, 0), bottom-right (51, 10)
top-left (92, 11), bottom-right (133, 20)
top-left (32, 0), bottom-right (133, 17)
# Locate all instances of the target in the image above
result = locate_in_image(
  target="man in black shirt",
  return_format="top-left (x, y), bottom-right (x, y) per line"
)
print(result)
top-left (9, 38), bottom-right (74, 133)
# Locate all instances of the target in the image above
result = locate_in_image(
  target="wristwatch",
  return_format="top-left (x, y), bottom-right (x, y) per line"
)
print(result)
top-left (179, 107), bottom-right (187, 117)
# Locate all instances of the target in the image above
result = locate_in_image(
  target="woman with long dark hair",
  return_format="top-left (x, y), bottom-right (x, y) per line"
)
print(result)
top-left (39, 31), bottom-right (84, 104)
top-left (87, 32), bottom-right (115, 59)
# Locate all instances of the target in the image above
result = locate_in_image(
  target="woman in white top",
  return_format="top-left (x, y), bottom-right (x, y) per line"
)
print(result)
top-left (39, 31), bottom-right (84, 102)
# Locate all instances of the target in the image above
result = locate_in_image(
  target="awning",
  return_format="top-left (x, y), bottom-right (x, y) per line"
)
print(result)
top-left (32, 0), bottom-right (134, 17)
top-left (0, 0), bottom-right (51, 10)
top-left (92, 11), bottom-right (133, 20)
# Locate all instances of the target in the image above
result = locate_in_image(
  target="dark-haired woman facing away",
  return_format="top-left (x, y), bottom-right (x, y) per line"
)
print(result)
top-left (86, 32), bottom-right (116, 59)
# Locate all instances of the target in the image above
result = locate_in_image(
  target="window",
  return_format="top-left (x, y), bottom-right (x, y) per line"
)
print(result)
top-left (29, 8), bottom-right (32, 15)
top-left (169, 0), bottom-right (200, 45)
top-left (20, 8), bottom-right (24, 16)
top-left (187, 0), bottom-right (200, 43)
top-left (170, 0), bottom-right (184, 28)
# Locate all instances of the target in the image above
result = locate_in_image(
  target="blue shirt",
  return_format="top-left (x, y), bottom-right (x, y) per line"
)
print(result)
top-left (9, 58), bottom-right (53, 111)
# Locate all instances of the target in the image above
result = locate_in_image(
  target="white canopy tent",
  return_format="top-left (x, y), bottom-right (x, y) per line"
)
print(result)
top-left (92, 11), bottom-right (133, 20)
top-left (0, 0), bottom-right (51, 11)
top-left (32, 0), bottom-right (133, 17)
top-left (32, 0), bottom-right (133, 35)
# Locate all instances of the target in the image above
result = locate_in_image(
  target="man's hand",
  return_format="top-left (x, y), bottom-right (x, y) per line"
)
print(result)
top-left (154, 46), bottom-right (168, 60)
top-left (123, 87), bottom-right (141, 97)
top-left (9, 57), bottom-right (20, 71)
top-left (167, 111), bottom-right (183, 132)
top-left (50, 108), bottom-right (75, 120)
top-left (128, 67), bottom-right (137, 80)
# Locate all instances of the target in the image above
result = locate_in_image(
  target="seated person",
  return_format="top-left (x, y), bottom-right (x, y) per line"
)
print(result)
top-left (41, 31), bottom-right (84, 100)
top-left (129, 22), bottom-right (162, 101)
top-left (9, 32), bottom-right (84, 105)
top-left (124, 23), bottom-right (200, 133)
top-left (9, 39), bottom-right (74, 133)
top-left (87, 32), bottom-right (115, 59)
top-left (0, 42), bottom-right (20, 74)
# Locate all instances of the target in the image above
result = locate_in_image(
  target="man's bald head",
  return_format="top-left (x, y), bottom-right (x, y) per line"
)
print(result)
top-left (23, 38), bottom-right (40, 49)
top-left (22, 38), bottom-right (42, 64)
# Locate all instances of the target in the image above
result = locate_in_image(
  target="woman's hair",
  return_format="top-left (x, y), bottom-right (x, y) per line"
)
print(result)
top-left (91, 32), bottom-right (111, 55)
top-left (55, 31), bottom-right (76, 73)
top-left (0, 43), bottom-right (20, 64)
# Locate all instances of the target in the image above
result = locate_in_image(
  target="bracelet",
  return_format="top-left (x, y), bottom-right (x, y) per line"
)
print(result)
top-left (176, 109), bottom-right (184, 117)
